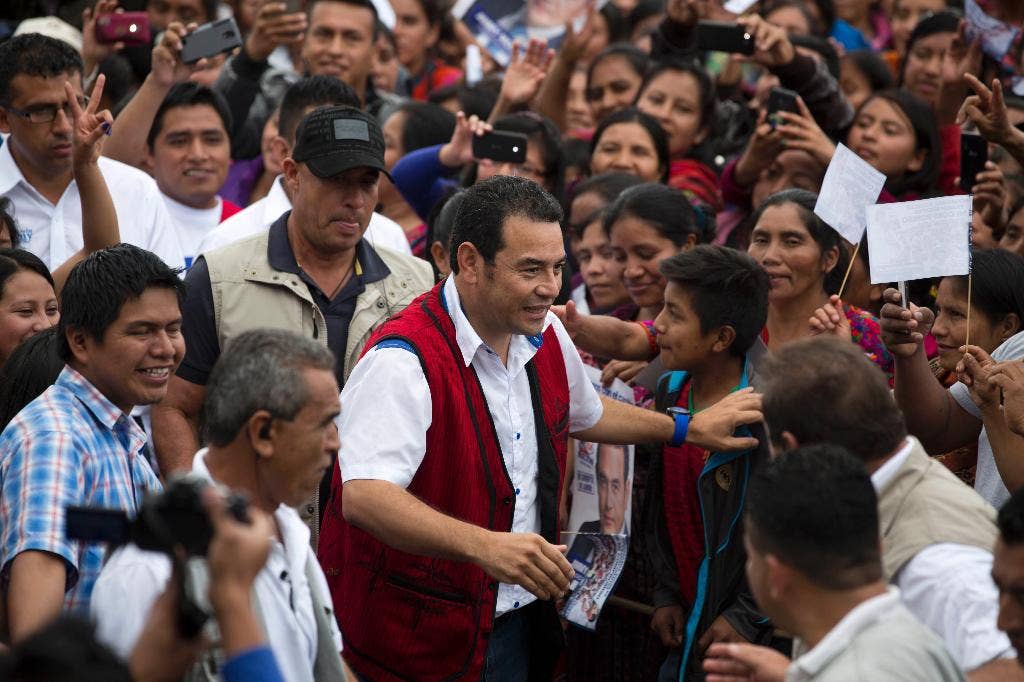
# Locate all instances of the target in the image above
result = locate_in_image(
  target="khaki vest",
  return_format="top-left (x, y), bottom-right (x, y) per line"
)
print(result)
top-left (204, 231), bottom-right (433, 546)
top-left (877, 438), bottom-right (998, 580)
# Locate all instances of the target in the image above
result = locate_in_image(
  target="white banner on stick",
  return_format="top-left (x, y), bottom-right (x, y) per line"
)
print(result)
top-left (866, 195), bottom-right (972, 284)
top-left (814, 143), bottom-right (887, 245)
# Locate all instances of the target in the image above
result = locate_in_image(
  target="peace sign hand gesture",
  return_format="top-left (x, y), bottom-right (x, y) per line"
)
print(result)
top-left (65, 74), bottom-right (114, 168)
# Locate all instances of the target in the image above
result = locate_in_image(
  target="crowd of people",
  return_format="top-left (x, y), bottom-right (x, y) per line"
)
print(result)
top-left (3, 0), bottom-right (1024, 680)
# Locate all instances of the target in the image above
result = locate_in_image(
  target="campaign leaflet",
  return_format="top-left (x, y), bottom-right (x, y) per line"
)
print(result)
top-left (451, 0), bottom-right (596, 66)
top-left (561, 365), bottom-right (634, 631)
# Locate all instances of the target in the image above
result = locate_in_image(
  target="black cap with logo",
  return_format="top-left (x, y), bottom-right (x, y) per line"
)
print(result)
top-left (291, 106), bottom-right (390, 180)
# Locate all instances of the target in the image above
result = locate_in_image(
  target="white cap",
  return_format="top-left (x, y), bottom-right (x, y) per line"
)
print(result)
top-left (13, 17), bottom-right (84, 53)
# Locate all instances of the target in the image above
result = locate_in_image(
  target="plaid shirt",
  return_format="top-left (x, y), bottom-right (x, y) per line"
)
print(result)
top-left (0, 366), bottom-right (161, 615)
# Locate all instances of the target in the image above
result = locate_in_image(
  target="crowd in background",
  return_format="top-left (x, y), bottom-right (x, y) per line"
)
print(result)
top-left (3, 0), bottom-right (1024, 680)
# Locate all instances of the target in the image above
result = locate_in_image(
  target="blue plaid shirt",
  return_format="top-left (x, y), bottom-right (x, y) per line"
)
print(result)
top-left (0, 366), bottom-right (161, 615)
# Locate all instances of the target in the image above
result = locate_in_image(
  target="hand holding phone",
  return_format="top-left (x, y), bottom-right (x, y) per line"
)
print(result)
top-left (180, 17), bottom-right (242, 64)
top-left (766, 87), bottom-right (798, 128)
top-left (694, 21), bottom-right (755, 55)
top-left (473, 130), bottom-right (529, 164)
top-left (95, 12), bottom-right (151, 48)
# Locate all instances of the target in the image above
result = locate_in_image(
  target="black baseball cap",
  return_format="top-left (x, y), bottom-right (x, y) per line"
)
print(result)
top-left (291, 106), bottom-right (390, 180)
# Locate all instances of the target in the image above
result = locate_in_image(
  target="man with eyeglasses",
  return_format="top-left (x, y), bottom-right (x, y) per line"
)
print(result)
top-left (0, 33), bottom-right (184, 271)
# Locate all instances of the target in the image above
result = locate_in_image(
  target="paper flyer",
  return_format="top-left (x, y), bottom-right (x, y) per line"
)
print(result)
top-left (561, 364), bottom-right (634, 630)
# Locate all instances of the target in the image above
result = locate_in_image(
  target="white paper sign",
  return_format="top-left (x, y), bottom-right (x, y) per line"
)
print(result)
top-left (813, 143), bottom-right (887, 245)
top-left (866, 195), bottom-right (972, 284)
top-left (724, 0), bottom-right (758, 14)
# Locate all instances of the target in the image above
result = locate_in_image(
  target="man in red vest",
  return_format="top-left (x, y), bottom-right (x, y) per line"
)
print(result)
top-left (318, 175), bottom-right (763, 681)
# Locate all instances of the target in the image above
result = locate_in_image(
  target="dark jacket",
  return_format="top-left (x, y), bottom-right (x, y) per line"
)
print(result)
top-left (644, 363), bottom-right (773, 681)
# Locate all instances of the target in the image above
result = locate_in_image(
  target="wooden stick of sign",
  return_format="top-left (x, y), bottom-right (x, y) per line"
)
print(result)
top-left (837, 240), bottom-right (861, 299)
top-left (965, 271), bottom-right (973, 349)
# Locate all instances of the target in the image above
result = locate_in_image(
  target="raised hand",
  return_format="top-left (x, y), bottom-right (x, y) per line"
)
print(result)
top-left (971, 161), bottom-right (1008, 231)
top-left (244, 1), bottom-right (307, 63)
top-left (438, 111), bottom-right (492, 167)
top-left (81, 0), bottom-right (124, 76)
top-left (739, 14), bottom-right (795, 68)
top-left (66, 75), bottom-right (113, 167)
top-left (988, 361), bottom-right (1024, 436)
top-left (557, 4), bottom-right (597, 65)
top-left (151, 21), bottom-right (209, 88)
top-left (878, 288), bottom-right (935, 358)
top-left (958, 74), bottom-right (1015, 147)
top-left (957, 345), bottom-right (1001, 410)
top-left (733, 110), bottom-right (785, 187)
top-left (775, 96), bottom-right (836, 167)
top-left (499, 39), bottom-right (554, 107)
top-left (808, 295), bottom-right (852, 341)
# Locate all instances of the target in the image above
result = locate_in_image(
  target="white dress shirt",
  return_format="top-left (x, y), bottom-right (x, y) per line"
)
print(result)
top-left (0, 142), bottom-right (184, 269)
top-left (90, 449), bottom-right (342, 682)
top-left (195, 175), bottom-right (413, 256)
top-left (873, 438), bottom-right (1015, 670)
top-left (339, 276), bottom-right (604, 616)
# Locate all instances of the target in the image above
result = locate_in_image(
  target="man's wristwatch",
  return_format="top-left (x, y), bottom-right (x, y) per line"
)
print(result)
top-left (667, 406), bottom-right (690, 447)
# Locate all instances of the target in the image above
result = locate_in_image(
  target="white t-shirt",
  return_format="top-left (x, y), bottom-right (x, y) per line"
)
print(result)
top-left (0, 142), bottom-right (184, 269)
top-left (196, 176), bottom-right (412, 257)
top-left (339, 276), bottom-right (604, 617)
top-left (90, 449), bottom-right (342, 682)
top-left (949, 330), bottom-right (1024, 508)
top-left (161, 194), bottom-right (224, 268)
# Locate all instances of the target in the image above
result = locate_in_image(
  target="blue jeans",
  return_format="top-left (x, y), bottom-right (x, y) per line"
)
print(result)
top-left (483, 607), bottom-right (531, 682)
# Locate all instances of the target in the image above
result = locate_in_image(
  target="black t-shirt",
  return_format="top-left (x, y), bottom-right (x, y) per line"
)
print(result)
top-left (177, 211), bottom-right (391, 388)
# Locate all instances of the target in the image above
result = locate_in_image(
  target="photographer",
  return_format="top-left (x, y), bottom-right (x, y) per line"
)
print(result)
top-left (92, 328), bottom-right (347, 681)
top-left (0, 488), bottom-right (290, 682)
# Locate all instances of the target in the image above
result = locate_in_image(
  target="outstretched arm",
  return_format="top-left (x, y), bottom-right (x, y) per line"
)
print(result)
top-left (552, 301), bottom-right (654, 361)
top-left (51, 75), bottom-right (119, 294)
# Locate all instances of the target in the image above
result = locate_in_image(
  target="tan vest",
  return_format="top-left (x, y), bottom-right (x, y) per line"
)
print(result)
top-left (877, 438), bottom-right (998, 580)
top-left (204, 231), bottom-right (433, 546)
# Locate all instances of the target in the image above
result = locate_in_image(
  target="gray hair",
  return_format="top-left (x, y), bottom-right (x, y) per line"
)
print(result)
top-left (201, 328), bottom-right (336, 446)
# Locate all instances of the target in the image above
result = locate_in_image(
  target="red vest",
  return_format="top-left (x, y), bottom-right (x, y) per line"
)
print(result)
top-left (318, 283), bottom-right (570, 681)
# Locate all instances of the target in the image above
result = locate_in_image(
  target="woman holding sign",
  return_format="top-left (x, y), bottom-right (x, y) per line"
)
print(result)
top-left (746, 189), bottom-right (894, 381)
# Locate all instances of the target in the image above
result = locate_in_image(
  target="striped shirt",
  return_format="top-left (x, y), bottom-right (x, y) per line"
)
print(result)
top-left (0, 366), bottom-right (161, 615)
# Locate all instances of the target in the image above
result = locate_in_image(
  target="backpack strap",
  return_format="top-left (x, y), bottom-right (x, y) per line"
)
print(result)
top-left (655, 371), bottom-right (689, 413)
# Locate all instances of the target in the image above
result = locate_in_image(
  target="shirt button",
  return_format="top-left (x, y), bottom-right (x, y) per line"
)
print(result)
top-left (515, 432), bottom-right (521, 440)
top-left (503, 496), bottom-right (511, 505)
top-left (514, 601), bottom-right (520, 608)
top-left (515, 488), bottom-right (520, 495)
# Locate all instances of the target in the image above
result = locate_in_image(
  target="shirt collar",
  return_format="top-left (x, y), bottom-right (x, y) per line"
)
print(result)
top-left (267, 211), bottom-right (391, 285)
top-left (441, 276), bottom-right (546, 369)
top-left (263, 175), bottom-right (292, 225)
top-left (870, 437), bottom-right (915, 492)
top-left (0, 138), bottom-right (26, 195)
top-left (57, 364), bottom-right (136, 432)
top-left (789, 587), bottom-right (903, 680)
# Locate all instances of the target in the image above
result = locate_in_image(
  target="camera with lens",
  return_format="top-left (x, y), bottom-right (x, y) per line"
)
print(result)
top-left (66, 473), bottom-right (250, 557)
top-left (65, 474), bottom-right (250, 637)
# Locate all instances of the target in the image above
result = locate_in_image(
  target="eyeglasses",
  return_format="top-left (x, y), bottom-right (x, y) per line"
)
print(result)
top-left (3, 96), bottom-right (89, 125)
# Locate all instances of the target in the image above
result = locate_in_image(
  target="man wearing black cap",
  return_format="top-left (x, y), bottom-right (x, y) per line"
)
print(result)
top-left (152, 105), bottom-right (433, 544)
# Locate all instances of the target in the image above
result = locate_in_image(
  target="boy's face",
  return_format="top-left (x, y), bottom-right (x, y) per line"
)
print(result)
top-left (652, 281), bottom-right (724, 371)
